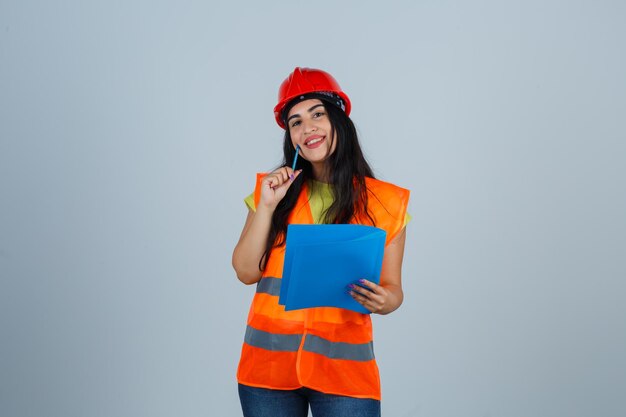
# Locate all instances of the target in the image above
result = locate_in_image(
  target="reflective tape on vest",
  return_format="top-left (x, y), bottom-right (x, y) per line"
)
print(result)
top-left (245, 326), bottom-right (375, 362)
top-left (256, 277), bottom-right (281, 297)
top-left (244, 325), bottom-right (302, 352)
top-left (303, 334), bottom-right (375, 362)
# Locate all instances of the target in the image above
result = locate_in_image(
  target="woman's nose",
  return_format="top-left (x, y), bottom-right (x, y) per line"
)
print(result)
top-left (303, 119), bottom-right (317, 133)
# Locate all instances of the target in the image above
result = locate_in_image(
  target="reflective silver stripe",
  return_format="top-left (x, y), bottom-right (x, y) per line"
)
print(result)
top-left (303, 334), bottom-right (375, 362)
top-left (244, 325), bottom-right (302, 352)
top-left (256, 277), bottom-right (281, 296)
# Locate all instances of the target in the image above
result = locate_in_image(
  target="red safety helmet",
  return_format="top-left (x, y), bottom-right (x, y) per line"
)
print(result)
top-left (274, 67), bottom-right (352, 129)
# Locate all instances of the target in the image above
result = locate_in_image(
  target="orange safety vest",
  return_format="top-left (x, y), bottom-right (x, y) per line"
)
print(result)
top-left (237, 173), bottom-right (410, 400)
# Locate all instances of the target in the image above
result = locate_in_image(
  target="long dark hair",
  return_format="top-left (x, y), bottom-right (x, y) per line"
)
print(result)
top-left (259, 102), bottom-right (376, 270)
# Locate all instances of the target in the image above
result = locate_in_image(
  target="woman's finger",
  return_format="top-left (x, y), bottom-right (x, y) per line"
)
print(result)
top-left (350, 290), bottom-right (380, 313)
top-left (349, 282), bottom-right (386, 313)
top-left (349, 289), bottom-right (372, 307)
top-left (265, 173), bottom-right (285, 189)
top-left (357, 279), bottom-right (382, 295)
top-left (276, 168), bottom-right (288, 184)
top-left (274, 168), bottom-right (301, 190)
top-left (349, 284), bottom-right (371, 299)
top-left (266, 167), bottom-right (296, 189)
top-left (350, 282), bottom-right (383, 301)
top-left (279, 167), bottom-right (293, 184)
top-left (349, 286), bottom-right (377, 304)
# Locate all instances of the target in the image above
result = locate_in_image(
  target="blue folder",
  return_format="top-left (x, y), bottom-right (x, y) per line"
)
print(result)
top-left (280, 224), bottom-right (387, 314)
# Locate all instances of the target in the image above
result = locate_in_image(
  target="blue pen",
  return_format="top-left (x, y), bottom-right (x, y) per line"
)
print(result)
top-left (290, 145), bottom-right (300, 179)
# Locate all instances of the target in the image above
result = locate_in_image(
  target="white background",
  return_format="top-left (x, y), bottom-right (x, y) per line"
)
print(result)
top-left (1, 1), bottom-right (625, 416)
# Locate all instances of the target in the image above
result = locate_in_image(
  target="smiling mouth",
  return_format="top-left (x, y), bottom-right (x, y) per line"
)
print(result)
top-left (304, 135), bottom-right (325, 147)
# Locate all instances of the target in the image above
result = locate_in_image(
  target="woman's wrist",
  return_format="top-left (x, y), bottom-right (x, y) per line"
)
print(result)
top-left (378, 284), bottom-right (403, 315)
top-left (255, 202), bottom-right (276, 217)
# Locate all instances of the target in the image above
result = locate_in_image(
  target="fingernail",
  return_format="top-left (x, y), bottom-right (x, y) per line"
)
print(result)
top-left (290, 173), bottom-right (294, 180)
top-left (359, 279), bottom-right (366, 284)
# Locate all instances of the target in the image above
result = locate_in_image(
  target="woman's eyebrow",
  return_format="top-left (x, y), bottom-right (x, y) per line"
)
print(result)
top-left (287, 104), bottom-right (326, 123)
top-left (287, 113), bottom-right (300, 122)
top-left (307, 104), bottom-right (325, 112)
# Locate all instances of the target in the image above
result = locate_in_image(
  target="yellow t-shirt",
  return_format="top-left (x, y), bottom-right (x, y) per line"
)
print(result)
top-left (244, 179), bottom-right (411, 226)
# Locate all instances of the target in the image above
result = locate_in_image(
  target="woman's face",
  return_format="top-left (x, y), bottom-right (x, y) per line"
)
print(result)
top-left (286, 99), bottom-right (337, 165)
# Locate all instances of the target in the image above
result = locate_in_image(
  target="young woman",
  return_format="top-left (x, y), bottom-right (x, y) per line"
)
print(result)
top-left (232, 67), bottom-right (410, 417)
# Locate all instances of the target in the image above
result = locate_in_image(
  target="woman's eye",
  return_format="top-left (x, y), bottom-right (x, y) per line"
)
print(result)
top-left (291, 120), bottom-right (301, 127)
top-left (313, 112), bottom-right (325, 118)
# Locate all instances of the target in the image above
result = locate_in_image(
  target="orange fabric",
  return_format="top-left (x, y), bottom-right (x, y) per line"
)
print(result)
top-left (237, 174), bottom-right (410, 400)
top-left (297, 351), bottom-right (380, 399)
top-left (238, 345), bottom-right (301, 389)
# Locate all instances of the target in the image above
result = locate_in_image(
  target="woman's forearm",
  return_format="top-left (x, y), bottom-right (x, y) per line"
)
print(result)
top-left (232, 205), bottom-right (274, 284)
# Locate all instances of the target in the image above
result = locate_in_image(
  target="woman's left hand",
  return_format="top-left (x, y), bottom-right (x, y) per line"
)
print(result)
top-left (350, 227), bottom-right (406, 315)
top-left (349, 279), bottom-right (393, 314)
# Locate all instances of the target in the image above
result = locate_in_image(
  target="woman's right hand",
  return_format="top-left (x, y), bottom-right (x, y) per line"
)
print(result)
top-left (259, 167), bottom-right (302, 210)
top-left (233, 167), bottom-right (302, 284)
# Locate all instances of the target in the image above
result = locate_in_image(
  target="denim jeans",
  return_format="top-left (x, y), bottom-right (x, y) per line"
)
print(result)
top-left (238, 383), bottom-right (381, 417)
